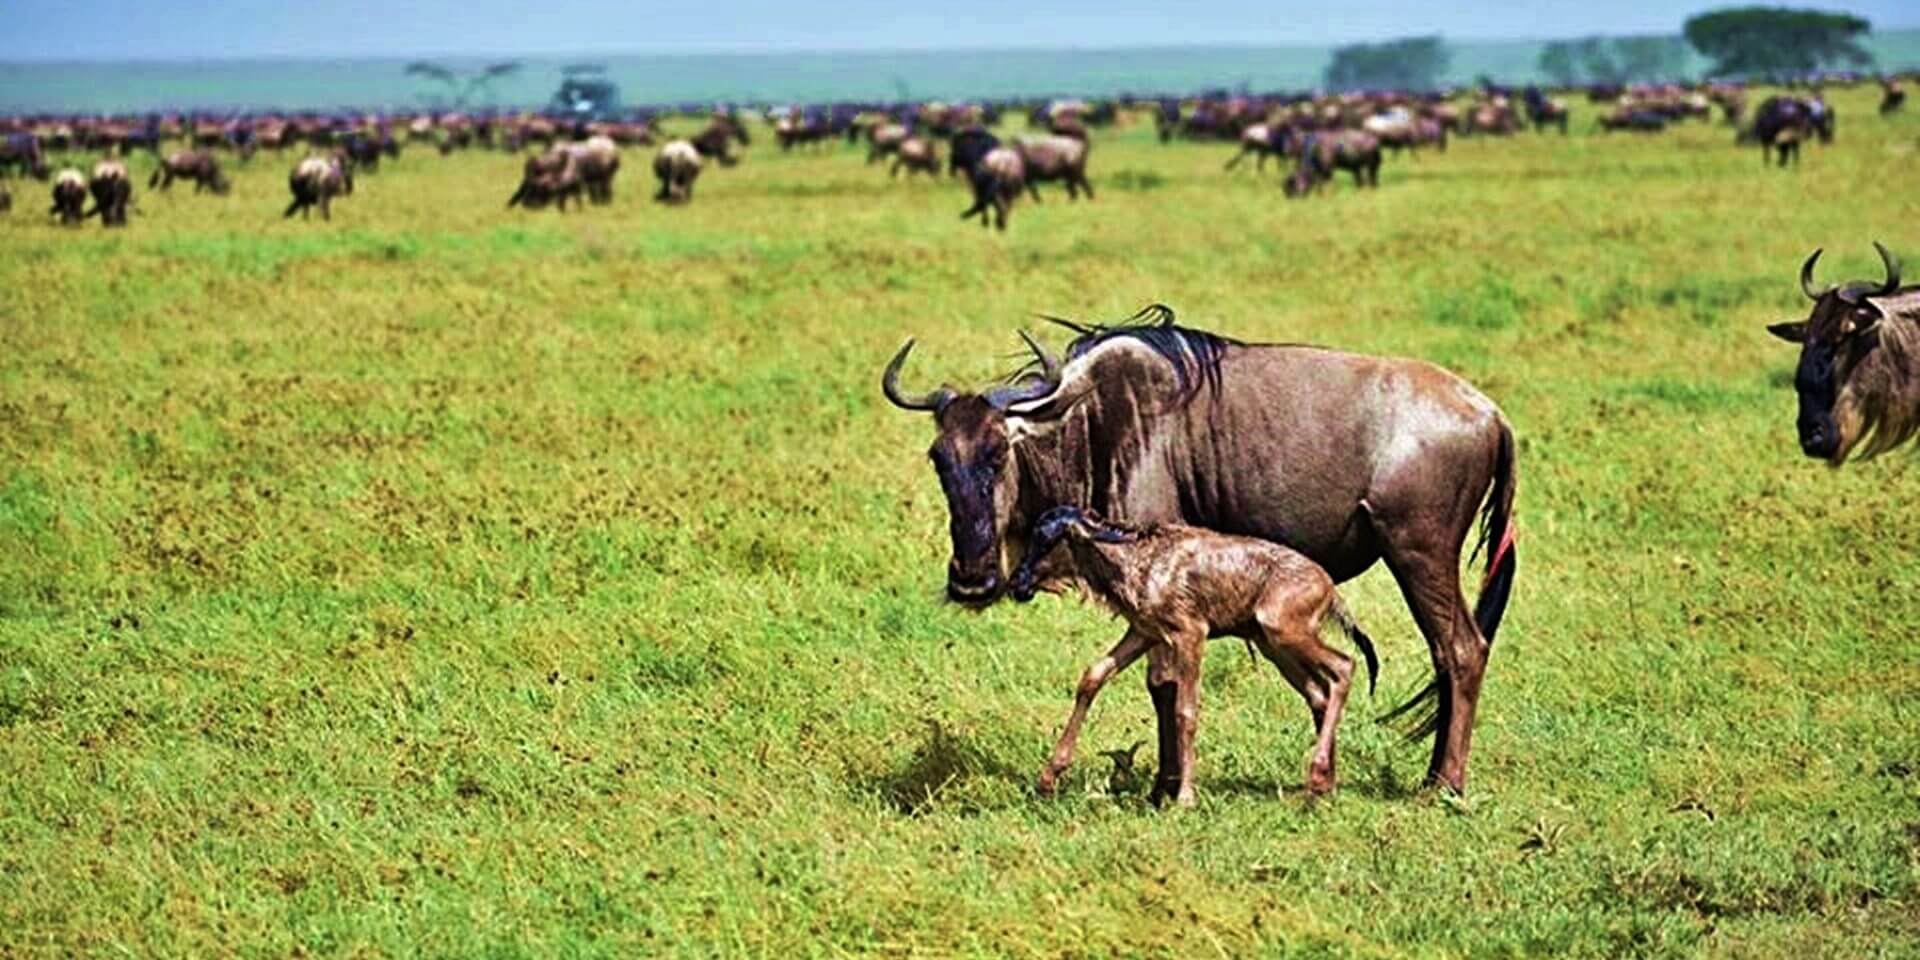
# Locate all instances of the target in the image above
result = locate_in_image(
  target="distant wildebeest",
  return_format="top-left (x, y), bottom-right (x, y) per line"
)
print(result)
top-left (689, 114), bottom-right (750, 167)
top-left (774, 111), bottom-right (831, 150)
top-left (284, 154), bottom-right (352, 220)
top-left (1283, 130), bottom-right (1381, 197)
top-left (1597, 109), bottom-right (1668, 133)
top-left (149, 150), bottom-right (230, 194)
top-left (949, 128), bottom-right (1025, 230)
top-left (1222, 123), bottom-right (1291, 173)
top-left (1014, 133), bottom-right (1093, 202)
top-left (1523, 88), bottom-right (1569, 134)
top-left (1749, 96), bottom-right (1832, 167)
top-left (564, 135), bottom-right (620, 204)
top-left (882, 305), bottom-right (1518, 794)
top-left (890, 135), bottom-right (940, 178)
top-left (49, 168), bottom-right (87, 224)
top-left (867, 123), bottom-right (910, 164)
top-left (1364, 111), bottom-right (1447, 155)
top-left (86, 159), bottom-right (132, 227)
top-left (1880, 81), bottom-right (1905, 115)
top-left (652, 140), bottom-right (703, 204)
top-left (1008, 505), bottom-right (1379, 804)
top-left (0, 178), bottom-right (11, 213)
top-left (1767, 243), bottom-right (1914, 463)
top-left (507, 148), bottom-right (583, 211)
top-left (1, 132), bottom-right (49, 180)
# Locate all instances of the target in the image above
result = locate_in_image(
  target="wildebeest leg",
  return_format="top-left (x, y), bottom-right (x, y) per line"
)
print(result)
top-left (1254, 590), bottom-right (1354, 796)
top-left (1026, 181), bottom-right (1042, 204)
top-left (1167, 627), bottom-right (1207, 807)
top-left (1036, 627), bottom-right (1158, 797)
top-left (1374, 519), bottom-right (1484, 793)
top-left (1079, 174), bottom-right (1093, 200)
top-left (1146, 646), bottom-right (1181, 804)
top-left (319, 194), bottom-right (330, 221)
top-left (1224, 147), bottom-right (1248, 171)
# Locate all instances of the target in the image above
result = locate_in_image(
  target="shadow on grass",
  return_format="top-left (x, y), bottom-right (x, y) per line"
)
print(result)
top-left (853, 719), bottom-right (1027, 817)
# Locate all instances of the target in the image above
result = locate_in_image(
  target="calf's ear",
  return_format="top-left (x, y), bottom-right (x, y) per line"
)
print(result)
top-left (1767, 320), bottom-right (1808, 343)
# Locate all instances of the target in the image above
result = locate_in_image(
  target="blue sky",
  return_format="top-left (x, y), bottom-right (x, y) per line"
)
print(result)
top-left (5, 1), bottom-right (1915, 61)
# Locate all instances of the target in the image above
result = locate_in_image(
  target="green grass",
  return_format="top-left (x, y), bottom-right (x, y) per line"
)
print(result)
top-left (3, 90), bottom-right (1919, 957)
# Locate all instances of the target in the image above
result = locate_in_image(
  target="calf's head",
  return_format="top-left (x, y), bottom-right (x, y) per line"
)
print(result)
top-left (883, 332), bottom-right (1060, 605)
top-left (1768, 243), bottom-right (1902, 462)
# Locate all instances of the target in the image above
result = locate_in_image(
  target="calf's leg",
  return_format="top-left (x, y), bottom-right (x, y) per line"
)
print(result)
top-left (1037, 627), bottom-right (1158, 796)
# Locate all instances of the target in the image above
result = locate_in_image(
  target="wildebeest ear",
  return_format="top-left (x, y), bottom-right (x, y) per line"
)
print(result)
top-left (1767, 321), bottom-right (1808, 343)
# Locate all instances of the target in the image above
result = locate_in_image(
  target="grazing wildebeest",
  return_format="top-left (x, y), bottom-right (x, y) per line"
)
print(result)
top-left (1007, 505), bottom-right (1379, 804)
top-left (867, 122), bottom-right (910, 164)
top-left (652, 140), bottom-right (703, 204)
top-left (49, 168), bottom-right (87, 224)
top-left (1014, 134), bottom-right (1093, 202)
top-left (149, 150), bottom-right (230, 194)
top-left (1597, 109), bottom-right (1668, 133)
top-left (689, 114), bottom-right (749, 167)
top-left (284, 154), bottom-right (352, 220)
top-left (890, 136), bottom-right (940, 178)
top-left (1882, 80), bottom-right (1907, 115)
top-left (564, 135), bottom-right (620, 204)
top-left (1767, 243), bottom-right (1915, 463)
top-left (0, 132), bottom-right (49, 180)
top-left (1523, 88), bottom-right (1569, 134)
top-left (506, 148), bottom-right (583, 211)
top-left (1283, 130), bottom-right (1381, 197)
top-left (86, 159), bottom-right (132, 227)
top-left (882, 305), bottom-right (1518, 794)
top-left (1222, 123), bottom-right (1291, 173)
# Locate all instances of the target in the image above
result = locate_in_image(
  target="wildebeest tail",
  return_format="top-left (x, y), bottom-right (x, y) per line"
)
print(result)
top-left (1380, 417), bottom-right (1517, 738)
top-left (1327, 594), bottom-right (1379, 696)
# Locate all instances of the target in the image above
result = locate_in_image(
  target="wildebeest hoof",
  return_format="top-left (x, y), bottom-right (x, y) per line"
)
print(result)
top-left (1034, 770), bottom-right (1060, 798)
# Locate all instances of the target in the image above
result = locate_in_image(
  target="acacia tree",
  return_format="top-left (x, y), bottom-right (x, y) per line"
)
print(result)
top-left (1540, 35), bottom-right (1690, 85)
top-left (1325, 36), bottom-right (1452, 92)
top-left (1683, 7), bottom-right (1873, 77)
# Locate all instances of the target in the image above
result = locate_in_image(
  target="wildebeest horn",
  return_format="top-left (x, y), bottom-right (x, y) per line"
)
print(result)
top-left (881, 339), bottom-right (954, 412)
top-left (1800, 248), bottom-right (1830, 301)
top-left (986, 330), bottom-right (1061, 409)
top-left (1873, 241), bottom-right (1901, 296)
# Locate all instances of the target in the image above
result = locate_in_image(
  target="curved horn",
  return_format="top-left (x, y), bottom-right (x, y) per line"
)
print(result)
top-left (986, 330), bottom-right (1062, 409)
top-left (881, 339), bottom-right (953, 412)
top-left (1800, 248), bottom-right (1829, 301)
top-left (1874, 241), bottom-right (1902, 296)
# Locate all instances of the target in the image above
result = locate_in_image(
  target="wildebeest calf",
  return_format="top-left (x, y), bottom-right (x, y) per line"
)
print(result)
top-left (150, 150), bottom-right (230, 194)
top-left (652, 140), bottom-right (703, 204)
top-left (1009, 506), bottom-right (1379, 806)
top-left (87, 160), bottom-right (132, 227)
top-left (284, 154), bottom-right (352, 220)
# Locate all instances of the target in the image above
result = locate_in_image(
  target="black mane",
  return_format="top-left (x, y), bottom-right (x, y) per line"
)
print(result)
top-left (1032, 303), bottom-right (1240, 403)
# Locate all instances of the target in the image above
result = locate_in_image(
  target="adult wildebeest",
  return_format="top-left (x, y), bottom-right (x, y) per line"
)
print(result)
top-left (1, 132), bottom-right (49, 180)
top-left (506, 148), bottom-right (583, 211)
top-left (284, 154), bottom-right (352, 220)
top-left (86, 159), bottom-right (132, 227)
top-left (149, 150), bottom-right (230, 194)
top-left (1523, 88), bottom-right (1569, 134)
top-left (564, 135), bottom-right (620, 204)
top-left (1223, 123), bottom-right (1291, 173)
top-left (1014, 134), bottom-right (1093, 202)
top-left (1767, 243), bottom-right (1916, 463)
top-left (1283, 130), bottom-right (1381, 197)
top-left (652, 140), bottom-right (702, 203)
top-left (890, 136), bottom-right (940, 178)
top-left (1882, 80), bottom-right (1907, 115)
top-left (949, 129), bottom-right (1025, 230)
top-left (867, 122), bottom-right (910, 164)
top-left (882, 305), bottom-right (1518, 794)
top-left (1751, 95), bottom-right (1834, 167)
top-left (49, 168), bottom-right (87, 224)
top-left (689, 115), bottom-right (749, 167)
top-left (1008, 505), bottom-right (1379, 804)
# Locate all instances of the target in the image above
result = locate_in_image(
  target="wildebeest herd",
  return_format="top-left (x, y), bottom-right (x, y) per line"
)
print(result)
top-left (0, 70), bottom-right (1907, 231)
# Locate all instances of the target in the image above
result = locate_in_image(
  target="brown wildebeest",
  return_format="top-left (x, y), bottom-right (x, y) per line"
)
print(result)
top-left (1283, 130), bottom-right (1382, 197)
top-left (890, 136), bottom-right (940, 178)
top-left (149, 150), bottom-right (230, 194)
top-left (564, 135), bottom-right (619, 204)
top-left (1880, 81), bottom-right (1906, 116)
top-left (1008, 505), bottom-right (1379, 805)
top-left (882, 306), bottom-right (1517, 794)
top-left (652, 140), bottom-right (702, 204)
top-left (958, 145), bottom-right (1025, 230)
top-left (49, 168), bottom-right (87, 224)
top-left (507, 148), bottom-right (583, 211)
top-left (689, 114), bottom-right (749, 167)
top-left (867, 122), bottom-right (909, 164)
top-left (1222, 123), bottom-right (1289, 173)
top-left (284, 154), bottom-right (352, 220)
top-left (1014, 134), bottom-right (1093, 202)
top-left (87, 159), bottom-right (132, 227)
top-left (1767, 243), bottom-right (1915, 463)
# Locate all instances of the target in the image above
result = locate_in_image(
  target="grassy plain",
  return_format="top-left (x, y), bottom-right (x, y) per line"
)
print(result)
top-left (2, 87), bottom-right (1919, 957)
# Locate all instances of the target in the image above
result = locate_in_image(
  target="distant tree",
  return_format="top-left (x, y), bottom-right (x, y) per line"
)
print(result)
top-left (1538, 41), bottom-right (1581, 87)
top-left (1683, 7), bottom-right (1873, 78)
top-left (1324, 36), bottom-right (1452, 92)
top-left (1613, 36), bottom-right (1690, 80)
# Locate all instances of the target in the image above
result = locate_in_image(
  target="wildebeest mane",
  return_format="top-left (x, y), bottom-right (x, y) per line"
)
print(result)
top-left (1847, 290), bottom-right (1920, 461)
top-left (1025, 303), bottom-right (1241, 406)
